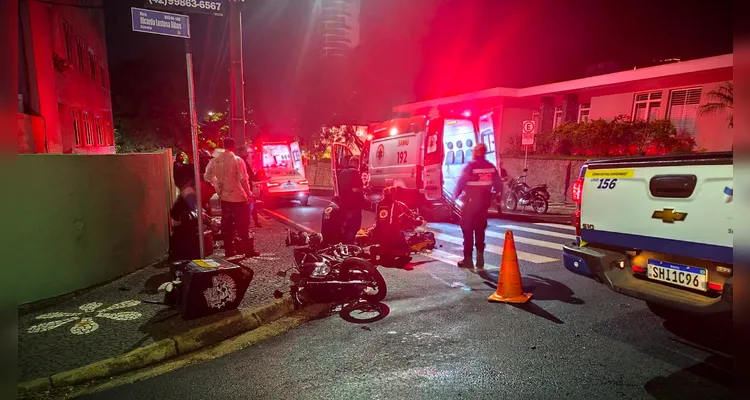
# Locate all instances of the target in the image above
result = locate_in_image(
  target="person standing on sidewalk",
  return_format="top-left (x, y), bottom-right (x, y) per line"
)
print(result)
top-left (338, 156), bottom-right (364, 244)
top-left (453, 143), bottom-right (502, 269)
top-left (205, 138), bottom-right (254, 257)
top-left (237, 145), bottom-right (262, 227)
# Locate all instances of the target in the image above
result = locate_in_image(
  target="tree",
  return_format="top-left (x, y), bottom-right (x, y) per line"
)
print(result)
top-left (111, 57), bottom-right (191, 153)
top-left (698, 81), bottom-right (733, 129)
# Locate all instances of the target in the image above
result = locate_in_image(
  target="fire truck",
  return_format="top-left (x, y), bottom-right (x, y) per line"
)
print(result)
top-left (331, 114), bottom-right (497, 220)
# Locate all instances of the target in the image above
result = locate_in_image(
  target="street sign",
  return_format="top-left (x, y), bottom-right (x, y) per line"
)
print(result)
top-left (521, 120), bottom-right (536, 146)
top-left (144, 0), bottom-right (228, 17)
top-left (522, 120), bottom-right (536, 134)
top-left (132, 7), bottom-right (190, 38)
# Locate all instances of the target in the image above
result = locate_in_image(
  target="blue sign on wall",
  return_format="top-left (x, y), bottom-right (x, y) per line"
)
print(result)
top-left (131, 7), bottom-right (190, 39)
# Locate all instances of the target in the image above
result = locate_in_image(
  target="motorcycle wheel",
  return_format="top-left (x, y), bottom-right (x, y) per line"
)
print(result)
top-left (504, 192), bottom-right (518, 211)
top-left (531, 194), bottom-right (549, 214)
top-left (340, 258), bottom-right (387, 303)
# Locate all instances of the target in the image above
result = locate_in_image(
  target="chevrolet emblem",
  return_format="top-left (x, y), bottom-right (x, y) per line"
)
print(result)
top-left (652, 208), bottom-right (687, 223)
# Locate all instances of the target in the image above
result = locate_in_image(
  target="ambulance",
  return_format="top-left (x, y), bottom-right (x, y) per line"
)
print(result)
top-left (250, 140), bottom-right (310, 206)
top-left (331, 113), bottom-right (497, 219)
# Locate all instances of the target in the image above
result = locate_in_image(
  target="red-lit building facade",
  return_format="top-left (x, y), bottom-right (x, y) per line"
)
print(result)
top-left (393, 54), bottom-right (733, 154)
top-left (18, 0), bottom-right (115, 154)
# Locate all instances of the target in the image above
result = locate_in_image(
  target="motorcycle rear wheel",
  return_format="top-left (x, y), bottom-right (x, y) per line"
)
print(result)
top-left (531, 194), bottom-right (549, 214)
top-left (340, 258), bottom-right (387, 303)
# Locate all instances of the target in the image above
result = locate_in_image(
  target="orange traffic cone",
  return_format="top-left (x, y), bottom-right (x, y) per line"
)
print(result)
top-left (488, 230), bottom-right (532, 303)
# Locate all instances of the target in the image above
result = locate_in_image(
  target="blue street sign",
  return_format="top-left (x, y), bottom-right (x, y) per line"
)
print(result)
top-left (131, 7), bottom-right (190, 39)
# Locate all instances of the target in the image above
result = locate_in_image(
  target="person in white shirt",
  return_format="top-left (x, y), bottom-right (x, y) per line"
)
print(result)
top-left (204, 138), bottom-right (253, 257)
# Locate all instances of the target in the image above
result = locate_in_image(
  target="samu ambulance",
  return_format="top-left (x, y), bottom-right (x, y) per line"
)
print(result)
top-left (250, 140), bottom-right (310, 206)
top-left (331, 114), bottom-right (497, 220)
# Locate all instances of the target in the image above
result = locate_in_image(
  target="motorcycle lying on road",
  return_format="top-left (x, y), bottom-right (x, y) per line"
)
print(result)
top-left (274, 231), bottom-right (387, 307)
top-left (502, 168), bottom-right (551, 214)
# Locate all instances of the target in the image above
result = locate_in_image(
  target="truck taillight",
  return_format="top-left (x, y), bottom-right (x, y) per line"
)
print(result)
top-left (267, 182), bottom-right (280, 188)
top-left (298, 180), bottom-right (309, 185)
top-left (573, 209), bottom-right (581, 237)
top-left (572, 178), bottom-right (584, 204)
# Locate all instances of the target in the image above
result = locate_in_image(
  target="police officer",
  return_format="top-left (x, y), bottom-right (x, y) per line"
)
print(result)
top-left (338, 156), bottom-right (364, 244)
top-left (453, 143), bottom-right (502, 268)
top-left (321, 196), bottom-right (344, 247)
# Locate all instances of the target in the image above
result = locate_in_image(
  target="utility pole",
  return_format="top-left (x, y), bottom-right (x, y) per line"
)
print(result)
top-left (229, 0), bottom-right (246, 145)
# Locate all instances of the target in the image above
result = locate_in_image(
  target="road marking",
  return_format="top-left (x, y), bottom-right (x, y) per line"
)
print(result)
top-left (534, 222), bottom-right (576, 231)
top-left (423, 249), bottom-right (463, 265)
top-left (485, 230), bottom-right (563, 250)
top-left (433, 233), bottom-right (557, 264)
top-left (494, 224), bottom-right (576, 240)
top-left (430, 222), bottom-right (563, 250)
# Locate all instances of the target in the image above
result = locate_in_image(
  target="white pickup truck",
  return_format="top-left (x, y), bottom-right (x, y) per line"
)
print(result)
top-left (562, 152), bottom-right (733, 320)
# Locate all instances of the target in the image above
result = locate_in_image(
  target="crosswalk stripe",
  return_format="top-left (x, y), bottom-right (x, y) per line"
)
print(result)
top-left (494, 224), bottom-right (576, 240)
top-left (422, 249), bottom-right (500, 270)
top-left (431, 222), bottom-right (563, 251)
top-left (433, 233), bottom-right (558, 264)
top-left (484, 230), bottom-right (563, 250)
top-left (534, 222), bottom-right (576, 231)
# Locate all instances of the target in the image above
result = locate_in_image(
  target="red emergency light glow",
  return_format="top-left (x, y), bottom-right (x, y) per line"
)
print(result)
top-left (267, 182), bottom-right (280, 187)
top-left (572, 178), bottom-right (584, 203)
top-left (366, 134), bottom-right (374, 141)
top-left (631, 265), bottom-right (646, 273)
top-left (462, 110), bottom-right (472, 118)
top-left (298, 180), bottom-right (309, 185)
top-left (390, 127), bottom-right (399, 136)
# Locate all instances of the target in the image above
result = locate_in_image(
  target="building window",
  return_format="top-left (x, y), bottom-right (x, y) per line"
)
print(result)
top-left (95, 116), bottom-right (104, 145)
top-left (578, 103), bottom-right (591, 123)
top-left (72, 109), bottom-right (83, 147)
top-left (553, 106), bottom-right (563, 129)
top-left (100, 64), bottom-right (107, 88)
top-left (105, 120), bottom-right (113, 146)
top-left (89, 50), bottom-right (97, 80)
top-left (63, 21), bottom-right (73, 61)
top-left (82, 112), bottom-right (94, 146)
top-left (77, 39), bottom-right (86, 73)
top-left (632, 91), bottom-right (662, 121)
top-left (668, 88), bottom-right (702, 135)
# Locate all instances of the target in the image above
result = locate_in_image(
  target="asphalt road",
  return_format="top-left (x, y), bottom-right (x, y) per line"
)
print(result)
top-left (82, 197), bottom-right (733, 400)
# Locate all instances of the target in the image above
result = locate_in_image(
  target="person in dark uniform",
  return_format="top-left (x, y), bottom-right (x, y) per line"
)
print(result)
top-left (237, 146), bottom-right (262, 227)
top-left (372, 186), bottom-right (424, 267)
top-left (338, 156), bottom-right (364, 244)
top-left (453, 143), bottom-right (502, 269)
top-left (320, 196), bottom-right (344, 247)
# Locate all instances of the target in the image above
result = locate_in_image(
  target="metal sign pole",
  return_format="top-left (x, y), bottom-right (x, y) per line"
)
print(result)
top-left (185, 38), bottom-right (205, 259)
top-left (524, 144), bottom-right (528, 180)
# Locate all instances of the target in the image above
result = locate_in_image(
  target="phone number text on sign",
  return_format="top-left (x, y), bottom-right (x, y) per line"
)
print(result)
top-left (146, 0), bottom-right (225, 16)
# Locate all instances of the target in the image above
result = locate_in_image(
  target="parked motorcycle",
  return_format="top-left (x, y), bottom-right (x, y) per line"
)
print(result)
top-left (503, 168), bottom-right (551, 214)
top-left (275, 231), bottom-right (387, 306)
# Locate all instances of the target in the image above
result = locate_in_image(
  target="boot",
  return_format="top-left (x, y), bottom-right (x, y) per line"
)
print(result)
top-left (457, 250), bottom-right (474, 269)
top-left (475, 251), bottom-right (485, 268)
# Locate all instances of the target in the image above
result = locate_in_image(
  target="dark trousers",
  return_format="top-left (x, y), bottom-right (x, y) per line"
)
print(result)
top-left (221, 200), bottom-right (250, 254)
top-left (341, 208), bottom-right (362, 244)
top-left (249, 199), bottom-right (260, 225)
top-left (460, 208), bottom-right (488, 257)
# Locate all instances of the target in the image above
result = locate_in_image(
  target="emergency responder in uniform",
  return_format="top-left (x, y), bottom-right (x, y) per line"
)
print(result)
top-left (338, 156), bottom-right (364, 244)
top-left (372, 186), bottom-right (424, 267)
top-left (453, 143), bottom-right (502, 268)
top-left (321, 196), bottom-right (344, 247)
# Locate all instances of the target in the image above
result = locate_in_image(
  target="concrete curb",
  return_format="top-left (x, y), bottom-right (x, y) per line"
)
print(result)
top-left (18, 296), bottom-right (295, 395)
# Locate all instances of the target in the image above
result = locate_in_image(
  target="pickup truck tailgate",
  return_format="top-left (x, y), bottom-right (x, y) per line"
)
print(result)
top-left (579, 156), bottom-right (732, 264)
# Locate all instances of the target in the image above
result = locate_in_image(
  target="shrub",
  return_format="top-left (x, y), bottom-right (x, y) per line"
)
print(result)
top-left (507, 116), bottom-right (697, 157)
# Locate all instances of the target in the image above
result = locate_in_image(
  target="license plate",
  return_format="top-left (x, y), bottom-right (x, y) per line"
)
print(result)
top-left (647, 259), bottom-right (707, 292)
top-left (283, 183), bottom-right (295, 188)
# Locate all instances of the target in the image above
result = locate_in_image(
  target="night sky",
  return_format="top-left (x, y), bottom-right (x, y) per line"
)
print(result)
top-left (104, 0), bottom-right (732, 134)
